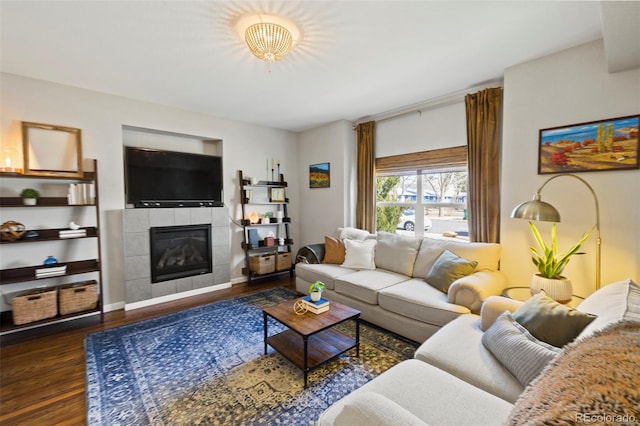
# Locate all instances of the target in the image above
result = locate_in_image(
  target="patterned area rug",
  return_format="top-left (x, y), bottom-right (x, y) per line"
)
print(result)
top-left (86, 287), bottom-right (418, 425)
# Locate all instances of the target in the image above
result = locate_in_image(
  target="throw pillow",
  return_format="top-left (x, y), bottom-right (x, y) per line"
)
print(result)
top-left (425, 249), bottom-right (478, 293)
top-left (341, 238), bottom-right (377, 270)
top-left (512, 292), bottom-right (596, 348)
top-left (338, 227), bottom-right (374, 241)
top-left (323, 236), bottom-right (346, 264)
top-left (482, 312), bottom-right (561, 387)
top-left (374, 231), bottom-right (421, 276)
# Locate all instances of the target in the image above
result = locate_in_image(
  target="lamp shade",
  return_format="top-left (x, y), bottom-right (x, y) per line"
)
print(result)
top-left (510, 199), bottom-right (561, 222)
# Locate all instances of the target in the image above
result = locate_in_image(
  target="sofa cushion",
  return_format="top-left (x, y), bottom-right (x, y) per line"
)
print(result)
top-left (334, 269), bottom-right (409, 305)
top-left (342, 238), bottom-right (377, 270)
top-left (322, 236), bottom-right (346, 264)
top-left (512, 292), bottom-right (596, 348)
top-left (317, 359), bottom-right (513, 426)
top-left (425, 249), bottom-right (478, 293)
top-left (413, 237), bottom-right (501, 278)
top-left (333, 392), bottom-right (429, 426)
top-left (295, 263), bottom-right (355, 290)
top-left (576, 278), bottom-right (640, 340)
top-left (482, 312), bottom-right (560, 387)
top-left (374, 231), bottom-right (422, 276)
top-left (379, 279), bottom-right (470, 327)
top-left (414, 314), bottom-right (524, 403)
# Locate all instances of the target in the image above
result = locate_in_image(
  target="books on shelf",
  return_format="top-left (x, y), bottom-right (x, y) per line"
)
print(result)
top-left (59, 229), bottom-right (87, 238)
top-left (35, 264), bottom-right (67, 278)
top-left (302, 296), bottom-right (330, 314)
top-left (67, 183), bottom-right (95, 205)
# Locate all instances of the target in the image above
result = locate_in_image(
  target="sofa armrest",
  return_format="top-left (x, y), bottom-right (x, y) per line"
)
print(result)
top-left (295, 243), bottom-right (326, 264)
top-left (447, 270), bottom-right (508, 314)
top-left (331, 392), bottom-right (429, 426)
top-left (479, 295), bottom-right (524, 331)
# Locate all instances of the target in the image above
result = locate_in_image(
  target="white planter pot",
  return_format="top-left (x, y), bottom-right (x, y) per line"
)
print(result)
top-left (23, 198), bottom-right (37, 206)
top-left (530, 274), bottom-right (573, 304)
top-left (310, 291), bottom-right (322, 302)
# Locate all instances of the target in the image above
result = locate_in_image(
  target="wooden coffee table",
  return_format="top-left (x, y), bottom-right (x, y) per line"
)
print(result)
top-left (263, 298), bottom-right (360, 387)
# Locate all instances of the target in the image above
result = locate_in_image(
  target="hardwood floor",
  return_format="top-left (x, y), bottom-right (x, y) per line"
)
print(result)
top-left (0, 278), bottom-right (296, 425)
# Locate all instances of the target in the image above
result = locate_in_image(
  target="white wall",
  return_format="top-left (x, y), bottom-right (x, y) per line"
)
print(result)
top-left (501, 40), bottom-right (640, 297)
top-left (297, 120), bottom-right (355, 245)
top-left (0, 73), bottom-right (299, 309)
top-left (376, 101), bottom-right (467, 156)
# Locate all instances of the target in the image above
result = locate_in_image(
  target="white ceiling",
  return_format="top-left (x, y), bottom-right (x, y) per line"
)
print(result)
top-left (1, 1), bottom-right (636, 132)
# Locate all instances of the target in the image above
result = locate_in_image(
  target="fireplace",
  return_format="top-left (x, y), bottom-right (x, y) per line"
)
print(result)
top-left (149, 224), bottom-right (212, 283)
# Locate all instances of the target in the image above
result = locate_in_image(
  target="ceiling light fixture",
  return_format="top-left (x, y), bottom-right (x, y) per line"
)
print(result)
top-left (245, 22), bottom-right (292, 62)
top-left (235, 14), bottom-right (300, 63)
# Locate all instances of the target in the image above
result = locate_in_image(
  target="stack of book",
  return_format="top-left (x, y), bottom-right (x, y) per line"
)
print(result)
top-left (302, 296), bottom-right (330, 314)
top-left (59, 229), bottom-right (87, 239)
top-left (67, 183), bottom-right (96, 205)
top-left (35, 264), bottom-right (67, 279)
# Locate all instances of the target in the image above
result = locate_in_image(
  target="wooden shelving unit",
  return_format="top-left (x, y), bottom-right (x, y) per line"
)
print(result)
top-left (0, 160), bottom-right (104, 335)
top-left (238, 170), bottom-right (294, 285)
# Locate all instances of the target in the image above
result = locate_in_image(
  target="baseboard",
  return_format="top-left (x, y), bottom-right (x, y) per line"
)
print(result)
top-left (124, 282), bottom-right (232, 311)
top-left (104, 301), bottom-right (125, 313)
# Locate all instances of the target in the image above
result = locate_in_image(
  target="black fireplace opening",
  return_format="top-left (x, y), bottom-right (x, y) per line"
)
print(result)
top-left (150, 224), bottom-right (212, 283)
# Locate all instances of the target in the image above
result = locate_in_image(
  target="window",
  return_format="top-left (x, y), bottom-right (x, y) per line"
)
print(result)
top-left (375, 146), bottom-right (468, 239)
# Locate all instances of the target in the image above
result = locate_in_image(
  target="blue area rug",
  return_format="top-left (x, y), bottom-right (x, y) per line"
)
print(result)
top-left (85, 287), bottom-right (418, 425)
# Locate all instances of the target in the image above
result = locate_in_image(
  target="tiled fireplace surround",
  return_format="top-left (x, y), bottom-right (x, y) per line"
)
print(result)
top-left (123, 207), bottom-right (231, 305)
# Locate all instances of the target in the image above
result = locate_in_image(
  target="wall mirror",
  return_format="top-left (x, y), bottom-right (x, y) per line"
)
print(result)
top-left (22, 121), bottom-right (83, 177)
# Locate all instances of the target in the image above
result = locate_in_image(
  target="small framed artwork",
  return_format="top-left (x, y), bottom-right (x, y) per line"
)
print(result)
top-left (538, 114), bottom-right (639, 174)
top-left (309, 162), bottom-right (330, 188)
top-left (270, 187), bottom-right (286, 202)
top-left (22, 121), bottom-right (83, 177)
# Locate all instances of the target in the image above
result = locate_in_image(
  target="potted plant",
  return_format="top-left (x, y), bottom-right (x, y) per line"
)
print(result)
top-left (528, 221), bottom-right (592, 303)
top-left (20, 188), bottom-right (40, 205)
top-left (308, 280), bottom-right (326, 302)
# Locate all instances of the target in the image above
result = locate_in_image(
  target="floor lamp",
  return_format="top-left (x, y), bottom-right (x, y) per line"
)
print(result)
top-left (510, 173), bottom-right (601, 291)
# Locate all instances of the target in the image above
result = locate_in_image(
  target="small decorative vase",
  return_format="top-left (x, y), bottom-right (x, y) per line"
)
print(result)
top-left (530, 274), bottom-right (573, 304)
top-left (43, 255), bottom-right (58, 265)
top-left (23, 198), bottom-right (37, 206)
top-left (310, 291), bottom-right (322, 302)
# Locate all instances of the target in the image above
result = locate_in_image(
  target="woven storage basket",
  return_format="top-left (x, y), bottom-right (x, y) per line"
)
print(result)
top-left (59, 280), bottom-right (98, 315)
top-left (12, 287), bottom-right (57, 325)
top-left (276, 253), bottom-right (292, 271)
top-left (250, 254), bottom-right (275, 274)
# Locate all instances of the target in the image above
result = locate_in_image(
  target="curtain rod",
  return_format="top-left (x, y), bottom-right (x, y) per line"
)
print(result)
top-left (353, 80), bottom-right (503, 128)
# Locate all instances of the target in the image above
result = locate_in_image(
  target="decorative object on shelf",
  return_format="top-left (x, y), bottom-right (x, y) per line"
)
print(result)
top-left (270, 187), bottom-right (285, 202)
top-left (511, 173), bottom-right (602, 292)
top-left (1, 220), bottom-right (26, 241)
top-left (35, 263), bottom-right (66, 278)
top-left (0, 144), bottom-right (23, 174)
top-left (279, 237), bottom-right (285, 246)
top-left (293, 299), bottom-right (309, 315)
top-left (25, 230), bottom-right (39, 239)
top-left (308, 280), bottom-right (326, 302)
top-left (538, 114), bottom-right (638, 174)
top-left (43, 255), bottom-right (58, 265)
top-left (69, 221), bottom-right (80, 230)
top-left (309, 162), bottom-right (330, 188)
top-left (248, 211), bottom-right (260, 224)
top-left (22, 121), bottom-right (83, 177)
top-left (261, 212), bottom-right (273, 224)
top-left (20, 188), bottom-right (40, 205)
top-left (59, 228), bottom-right (87, 238)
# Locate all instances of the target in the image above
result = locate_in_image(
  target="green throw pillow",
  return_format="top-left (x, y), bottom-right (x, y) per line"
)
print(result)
top-left (425, 249), bottom-right (478, 293)
top-left (512, 292), bottom-right (596, 348)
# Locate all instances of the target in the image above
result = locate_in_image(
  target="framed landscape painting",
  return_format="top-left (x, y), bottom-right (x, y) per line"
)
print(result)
top-left (309, 163), bottom-right (330, 188)
top-left (538, 115), bottom-right (639, 174)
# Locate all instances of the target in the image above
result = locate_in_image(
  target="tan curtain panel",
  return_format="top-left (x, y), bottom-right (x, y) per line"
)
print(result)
top-left (465, 87), bottom-right (503, 243)
top-left (356, 121), bottom-right (376, 232)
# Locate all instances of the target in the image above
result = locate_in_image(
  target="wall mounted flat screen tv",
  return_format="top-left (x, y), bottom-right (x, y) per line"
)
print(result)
top-left (125, 147), bottom-right (223, 208)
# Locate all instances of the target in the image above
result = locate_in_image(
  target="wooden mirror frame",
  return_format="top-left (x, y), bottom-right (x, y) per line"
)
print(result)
top-left (22, 121), bottom-right (83, 177)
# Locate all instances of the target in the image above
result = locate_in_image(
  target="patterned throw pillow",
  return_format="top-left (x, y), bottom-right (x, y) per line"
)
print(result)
top-left (323, 236), bottom-right (346, 264)
top-left (425, 249), bottom-right (478, 293)
top-left (482, 311), bottom-right (561, 387)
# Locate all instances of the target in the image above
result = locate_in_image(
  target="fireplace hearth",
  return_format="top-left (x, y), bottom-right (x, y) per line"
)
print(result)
top-left (150, 224), bottom-right (212, 283)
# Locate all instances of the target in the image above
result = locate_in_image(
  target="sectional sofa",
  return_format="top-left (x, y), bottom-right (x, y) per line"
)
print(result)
top-left (317, 278), bottom-right (640, 425)
top-left (295, 228), bottom-right (507, 342)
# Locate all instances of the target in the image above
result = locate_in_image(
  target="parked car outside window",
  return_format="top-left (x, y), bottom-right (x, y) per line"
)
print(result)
top-left (397, 209), bottom-right (432, 231)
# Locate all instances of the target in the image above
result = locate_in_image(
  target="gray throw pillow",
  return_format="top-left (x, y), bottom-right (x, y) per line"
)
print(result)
top-left (425, 249), bottom-right (478, 293)
top-left (482, 311), bottom-right (561, 387)
top-left (512, 292), bottom-right (596, 348)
